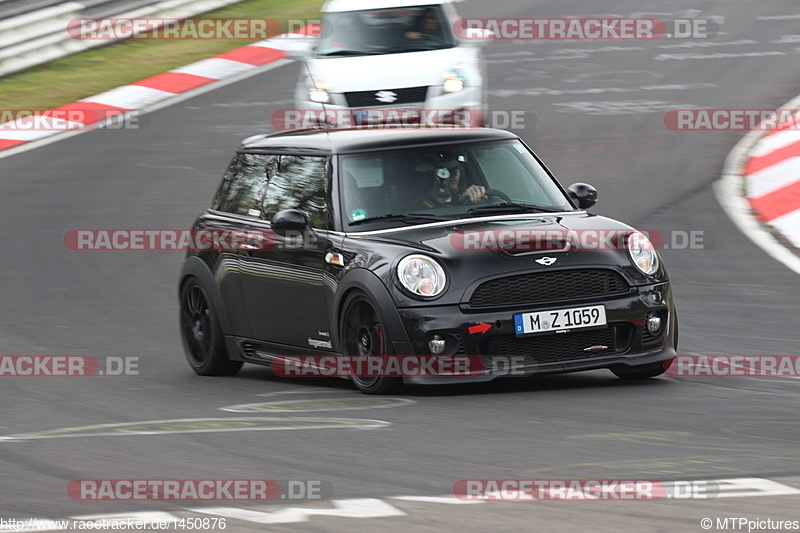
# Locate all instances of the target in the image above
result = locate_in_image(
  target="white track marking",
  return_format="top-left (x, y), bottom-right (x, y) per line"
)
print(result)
top-left (81, 85), bottom-right (173, 110)
top-left (714, 94), bottom-right (800, 276)
top-left (745, 157), bottom-right (800, 198)
top-left (172, 57), bottom-right (256, 79)
top-left (0, 59), bottom-right (291, 162)
top-left (189, 499), bottom-right (406, 524)
top-left (750, 129), bottom-right (800, 157)
top-left (220, 398), bottom-right (415, 413)
top-left (712, 478), bottom-right (800, 498)
top-left (390, 495), bottom-right (484, 504)
top-left (770, 210), bottom-right (800, 249)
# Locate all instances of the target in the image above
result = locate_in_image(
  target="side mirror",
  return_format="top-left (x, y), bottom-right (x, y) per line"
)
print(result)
top-left (270, 209), bottom-right (322, 249)
top-left (568, 183), bottom-right (598, 210)
top-left (457, 26), bottom-right (495, 46)
top-left (272, 36), bottom-right (317, 60)
top-left (270, 209), bottom-right (309, 233)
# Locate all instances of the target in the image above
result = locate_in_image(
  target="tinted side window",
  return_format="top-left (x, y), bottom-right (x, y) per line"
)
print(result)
top-left (213, 154), bottom-right (270, 216)
top-left (262, 155), bottom-right (328, 230)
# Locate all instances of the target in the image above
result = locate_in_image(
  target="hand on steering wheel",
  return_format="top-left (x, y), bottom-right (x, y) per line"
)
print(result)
top-left (482, 189), bottom-right (512, 204)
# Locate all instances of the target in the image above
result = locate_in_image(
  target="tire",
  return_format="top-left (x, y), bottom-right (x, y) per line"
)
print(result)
top-left (611, 360), bottom-right (671, 380)
top-left (179, 278), bottom-right (242, 376)
top-left (340, 290), bottom-right (404, 395)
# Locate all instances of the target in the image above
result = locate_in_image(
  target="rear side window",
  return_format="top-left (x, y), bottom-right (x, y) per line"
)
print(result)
top-left (262, 155), bottom-right (329, 230)
top-left (213, 154), bottom-right (269, 217)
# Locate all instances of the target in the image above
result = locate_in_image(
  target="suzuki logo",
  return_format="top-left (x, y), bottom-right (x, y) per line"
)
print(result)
top-left (375, 90), bottom-right (398, 103)
top-left (535, 257), bottom-right (557, 266)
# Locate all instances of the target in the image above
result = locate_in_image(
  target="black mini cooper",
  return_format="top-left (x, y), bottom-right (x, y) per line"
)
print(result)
top-left (179, 128), bottom-right (677, 393)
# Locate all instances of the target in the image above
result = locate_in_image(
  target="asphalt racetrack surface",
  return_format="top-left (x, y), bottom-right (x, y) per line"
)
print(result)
top-left (1, 0), bottom-right (799, 530)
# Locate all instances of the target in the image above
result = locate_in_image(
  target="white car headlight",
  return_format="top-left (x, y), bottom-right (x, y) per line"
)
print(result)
top-left (307, 79), bottom-right (330, 103)
top-left (627, 231), bottom-right (659, 275)
top-left (397, 255), bottom-right (447, 298)
top-left (442, 69), bottom-right (465, 93)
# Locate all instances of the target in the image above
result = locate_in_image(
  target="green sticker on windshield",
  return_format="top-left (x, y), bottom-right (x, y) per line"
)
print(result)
top-left (513, 143), bottom-right (526, 153)
top-left (351, 209), bottom-right (367, 222)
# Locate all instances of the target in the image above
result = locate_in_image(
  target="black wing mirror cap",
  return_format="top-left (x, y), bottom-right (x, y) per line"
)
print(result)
top-left (270, 209), bottom-right (309, 233)
top-left (568, 183), bottom-right (598, 210)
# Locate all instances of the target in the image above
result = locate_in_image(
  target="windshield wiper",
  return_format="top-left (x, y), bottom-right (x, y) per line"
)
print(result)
top-left (318, 49), bottom-right (382, 57)
top-left (349, 213), bottom-right (451, 226)
top-left (377, 45), bottom-right (447, 54)
top-left (467, 203), bottom-right (565, 214)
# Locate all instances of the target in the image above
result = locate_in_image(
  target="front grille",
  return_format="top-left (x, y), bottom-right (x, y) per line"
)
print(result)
top-left (469, 269), bottom-right (629, 308)
top-left (479, 326), bottom-right (631, 366)
top-left (344, 86), bottom-right (429, 108)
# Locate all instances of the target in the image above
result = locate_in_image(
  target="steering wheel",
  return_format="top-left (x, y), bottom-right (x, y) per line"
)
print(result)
top-left (483, 189), bottom-right (512, 204)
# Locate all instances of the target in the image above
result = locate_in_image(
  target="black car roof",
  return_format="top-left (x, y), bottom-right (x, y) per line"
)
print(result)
top-left (240, 127), bottom-right (520, 154)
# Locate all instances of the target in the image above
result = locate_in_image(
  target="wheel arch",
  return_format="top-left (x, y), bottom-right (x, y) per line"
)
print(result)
top-left (179, 256), bottom-right (233, 335)
top-left (332, 269), bottom-right (411, 354)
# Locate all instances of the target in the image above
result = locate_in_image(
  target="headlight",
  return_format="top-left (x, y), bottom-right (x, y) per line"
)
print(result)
top-left (307, 79), bottom-right (330, 103)
top-left (627, 231), bottom-right (659, 275)
top-left (397, 255), bottom-right (447, 298)
top-left (442, 69), bottom-right (465, 93)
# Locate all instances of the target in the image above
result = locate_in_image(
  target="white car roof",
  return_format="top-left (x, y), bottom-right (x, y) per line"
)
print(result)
top-left (322, 0), bottom-right (453, 13)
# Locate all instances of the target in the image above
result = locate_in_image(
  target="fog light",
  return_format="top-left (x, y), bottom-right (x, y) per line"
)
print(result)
top-left (647, 314), bottom-right (663, 335)
top-left (428, 335), bottom-right (446, 355)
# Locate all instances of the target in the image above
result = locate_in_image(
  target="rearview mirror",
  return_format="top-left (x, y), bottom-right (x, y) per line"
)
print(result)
top-left (568, 183), bottom-right (598, 210)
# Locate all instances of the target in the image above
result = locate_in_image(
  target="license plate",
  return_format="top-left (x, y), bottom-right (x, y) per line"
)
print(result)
top-left (514, 305), bottom-right (607, 335)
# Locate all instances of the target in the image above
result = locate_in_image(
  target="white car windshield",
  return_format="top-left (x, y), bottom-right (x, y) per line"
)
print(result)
top-left (317, 5), bottom-right (457, 57)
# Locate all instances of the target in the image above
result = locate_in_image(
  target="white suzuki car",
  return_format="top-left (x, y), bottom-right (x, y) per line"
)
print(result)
top-left (283, 0), bottom-right (491, 127)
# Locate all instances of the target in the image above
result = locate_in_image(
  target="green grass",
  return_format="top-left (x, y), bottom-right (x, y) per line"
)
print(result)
top-left (0, 0), bottom-right (323, 111)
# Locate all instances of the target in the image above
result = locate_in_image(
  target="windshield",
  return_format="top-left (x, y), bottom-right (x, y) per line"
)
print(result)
top-left (340, 140), bottom-right (575, 230)
top-left (317, 5), bottom-right (457, 57)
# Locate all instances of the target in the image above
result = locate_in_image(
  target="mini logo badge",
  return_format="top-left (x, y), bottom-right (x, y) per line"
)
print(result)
top-left (536, 257), bottom-right (557, 266)
top-left (375, 90), bottom-right (398, 103)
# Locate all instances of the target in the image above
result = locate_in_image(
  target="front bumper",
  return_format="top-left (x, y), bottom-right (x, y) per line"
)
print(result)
top-left (393, 283), bottom-right (676, 385)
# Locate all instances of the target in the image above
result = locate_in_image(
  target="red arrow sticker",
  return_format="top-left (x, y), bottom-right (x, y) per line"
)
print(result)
top-left (468, 323), bottom-right (493, 335)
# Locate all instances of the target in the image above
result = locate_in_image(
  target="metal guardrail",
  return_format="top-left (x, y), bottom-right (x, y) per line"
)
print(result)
top-left (0, 0), bottom-right (68, 20)
top-left (0, 0), bottom-right (248, 77)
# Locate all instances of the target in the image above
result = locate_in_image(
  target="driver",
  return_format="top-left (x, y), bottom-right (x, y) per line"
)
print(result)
top-left (404, 8), bottom-right (444, 43)
top-left (413, 155), bottom-right (488, 208)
